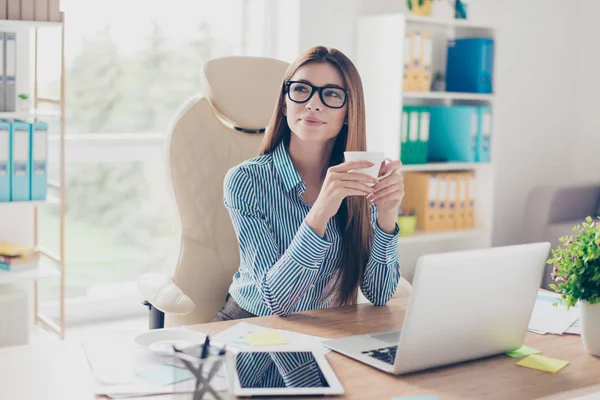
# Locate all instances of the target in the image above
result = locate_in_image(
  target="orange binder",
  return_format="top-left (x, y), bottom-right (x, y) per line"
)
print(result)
top-left (402, 172), bottom-right (439, 232)
top-left (437, 174), bottom-right (450, 230)
top-left (447, 173), bottom-right (459, 230)
top-left (415, 32), bottom-right (432, 91)
top-left (410, 31), bottom-right (422, 92)
top-left (403, 31), bottom-right (413, 91)
top-left (455, 173), bottom-right (468, 229)
top-left (465, 172), bottom-right (476, 228)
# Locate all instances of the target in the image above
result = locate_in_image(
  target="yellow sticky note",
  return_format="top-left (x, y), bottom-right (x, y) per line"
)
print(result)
top-left (516, 354), bottom-right (569, 373)
top-left (243, 331), bottom-right (289, 346)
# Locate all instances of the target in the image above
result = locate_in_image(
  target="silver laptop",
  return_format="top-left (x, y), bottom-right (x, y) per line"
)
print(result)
top-left (322, 242), bottom-right (551, 375)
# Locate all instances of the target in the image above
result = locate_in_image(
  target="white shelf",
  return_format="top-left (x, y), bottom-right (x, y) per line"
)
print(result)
top-left (0, 198), bottom-right (59, 208)
top-left (0, 111), bottom-right (31, 119)
top-left (0, 262), bottom-right (60, 284)
top-left (403, 91), bottom-right (494, 101)
top-left (0, 110), bottom-right (60, 119)
top-left (398, 229), bottom-right (487, 244)
top-left (0, 20), bottom-right (62, 29)
top-left (405, 14), bottom-right (495, 30)
top-left (402, 162), bottom-right (490, 172)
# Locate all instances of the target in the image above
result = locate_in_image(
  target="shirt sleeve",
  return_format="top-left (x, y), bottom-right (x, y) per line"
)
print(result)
top-left (360, 205), bottom-right (401, 306)
top-left (224, 166), bottom-right (332, 317)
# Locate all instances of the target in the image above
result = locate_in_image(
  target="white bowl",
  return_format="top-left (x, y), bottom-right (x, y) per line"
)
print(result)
top-left (133, 328), bottom-right (207, 356)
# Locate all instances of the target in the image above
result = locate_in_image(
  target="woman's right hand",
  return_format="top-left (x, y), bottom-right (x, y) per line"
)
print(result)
top-left (305, 161), bottom-right (378, 237)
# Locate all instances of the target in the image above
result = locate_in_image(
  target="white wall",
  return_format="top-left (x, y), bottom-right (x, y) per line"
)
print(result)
top-left (472, 0), bottom-right (578, 245)
top-left (281, 0), bottom-right (578, 247)
top-left (573, 0), bottom-right (600, 183)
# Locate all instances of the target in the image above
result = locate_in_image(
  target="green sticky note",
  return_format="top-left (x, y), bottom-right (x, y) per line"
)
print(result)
top-left (243, 331), bottom-right (289, 346)
top-left (136, 364), bottom-right (194, 386)
top-left (505, 345), bottom-right (541, 358)
top-left (516, 354), bottom-right (569, 373)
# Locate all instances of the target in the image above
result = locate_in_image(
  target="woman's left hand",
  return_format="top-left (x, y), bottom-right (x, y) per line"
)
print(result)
top-left (366, 160), bottom-right (404, 213)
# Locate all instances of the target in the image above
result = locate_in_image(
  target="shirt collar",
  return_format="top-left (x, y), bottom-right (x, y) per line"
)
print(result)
top-left (273, 141), bottom-right (304, 193)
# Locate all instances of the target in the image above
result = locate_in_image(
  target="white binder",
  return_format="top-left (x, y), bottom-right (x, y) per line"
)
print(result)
top-left (0, 32), bottom-right (4, 112)
top-left (4, 32), bottom-right (15, 112)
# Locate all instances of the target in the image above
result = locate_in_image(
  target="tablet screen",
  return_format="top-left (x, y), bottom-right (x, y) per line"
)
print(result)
top-left (234, 351), bottom-right (330, 388)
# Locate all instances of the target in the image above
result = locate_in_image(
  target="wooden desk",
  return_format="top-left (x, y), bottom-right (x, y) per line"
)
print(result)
top-left (1, 298), bottom-right (599, 400)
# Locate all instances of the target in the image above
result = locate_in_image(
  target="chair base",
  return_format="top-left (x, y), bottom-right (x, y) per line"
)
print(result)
top-left (142, 300), bottom-right (165, 330)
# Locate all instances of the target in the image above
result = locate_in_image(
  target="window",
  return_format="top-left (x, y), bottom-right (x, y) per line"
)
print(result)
top-left (37, 0), bottom-right (273, 321)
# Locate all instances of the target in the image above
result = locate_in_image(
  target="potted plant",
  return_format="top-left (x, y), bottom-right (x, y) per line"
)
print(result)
top-left (18, 93), bottom-right (29, 112)
top-left (431, 71), bottom-right (446, 92)
top-left (397, 208), bottom-right (417, 237)
top-left (548, 216), bottom-right (600, 356)
top-left (406, 0), bottom-right (433, 17)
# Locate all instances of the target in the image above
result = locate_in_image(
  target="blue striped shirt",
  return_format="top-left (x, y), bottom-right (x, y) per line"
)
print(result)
top-left (224, 141), bottom-right (400, 317)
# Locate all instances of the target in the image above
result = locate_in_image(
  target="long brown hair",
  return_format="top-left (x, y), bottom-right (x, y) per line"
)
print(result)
top-left (260, 46), bottom-right (373, 307)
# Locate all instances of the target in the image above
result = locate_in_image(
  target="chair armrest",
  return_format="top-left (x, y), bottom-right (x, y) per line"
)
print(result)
top-left (523, 183), bottom-right (600, 244)
top-left (137, 272), bottom-right (196, 315)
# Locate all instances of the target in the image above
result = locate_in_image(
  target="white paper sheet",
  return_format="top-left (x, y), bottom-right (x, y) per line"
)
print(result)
top-left (82, 331), bottom-right (228, 398)
top-left (528, 293), bottom-right (580, 335)
top-left (566, 318), bottom-right (581, 335)
top-left (209, 322), bottom-right (331, 355)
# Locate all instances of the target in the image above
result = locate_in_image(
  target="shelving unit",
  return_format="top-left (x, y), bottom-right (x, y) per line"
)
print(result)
top-left (0, 262), bottom-right (60, 284)
top-left (403, 91), bottom-right (494, 102)
top-left (398, 228), bottom-right (487, 245)
top-left (402, 162), bottom-right (490, 172)
top-left (405, 14), bottom-right (495, 30)
top-left (0, 15), bottom-right (67, 340)
top-left (0, 198), bottom-right (59, 209)
top-left (356, 12), bottom-right (497, 278)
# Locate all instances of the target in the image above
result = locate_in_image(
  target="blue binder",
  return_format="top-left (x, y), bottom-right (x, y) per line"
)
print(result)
top-left (10, 120), bottom-right (31, 201)
top-left (30, 119), bottom-right (48, 200)
top-left (428, 106), bottom-right (479, 162)
top-left (476, 107), bottom-right (492, 162)
top-left (0, 120), bottom-right (10, 201)
top-left (446, 38), bottom-right (494, 94)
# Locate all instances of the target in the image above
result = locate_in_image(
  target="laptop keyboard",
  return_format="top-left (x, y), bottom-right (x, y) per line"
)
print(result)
top-left (361, 345), bottom-right (398, 365)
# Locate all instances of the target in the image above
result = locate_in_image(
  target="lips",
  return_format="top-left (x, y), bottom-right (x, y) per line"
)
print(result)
top-left (300, 117), bottom-right (325, 125)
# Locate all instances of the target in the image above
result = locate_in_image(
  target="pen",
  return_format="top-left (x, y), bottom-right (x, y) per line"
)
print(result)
top-left (201, 335), bottom-right (210, 359)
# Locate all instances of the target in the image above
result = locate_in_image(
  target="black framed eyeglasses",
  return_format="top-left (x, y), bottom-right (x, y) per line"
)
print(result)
top-left (284, 80), bottom-right (348, 109)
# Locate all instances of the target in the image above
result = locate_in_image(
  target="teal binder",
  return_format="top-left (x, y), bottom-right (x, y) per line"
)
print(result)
top-left (428, 106), bottom-right (478, 162)
top-left (0, 119), bottom-right (10, 201)
top-left (476, 107), bottom-right (492, 162)
top-left (401, 106), bottom-right (429, 165)
top-left (10, 120), bottom-right (31, 201)
top-left (30, 119), bottom-right (48, 200)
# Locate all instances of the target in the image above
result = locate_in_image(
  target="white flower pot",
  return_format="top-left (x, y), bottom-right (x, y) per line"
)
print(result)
top-left (580, 300), bottom-right (600, 356)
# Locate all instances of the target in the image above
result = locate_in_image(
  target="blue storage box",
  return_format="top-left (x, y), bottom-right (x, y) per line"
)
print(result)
top-left (446, 38), bottom-right (494, 94)
top-left (428, 106), bottom-right (479, 162)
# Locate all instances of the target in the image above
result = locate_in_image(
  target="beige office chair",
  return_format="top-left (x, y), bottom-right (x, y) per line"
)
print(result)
top-left (138, 56), bottom-right (412, 329)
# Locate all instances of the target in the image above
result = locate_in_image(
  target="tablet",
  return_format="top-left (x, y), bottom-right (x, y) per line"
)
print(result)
top-left (226, 348), bottom-right (344, 397)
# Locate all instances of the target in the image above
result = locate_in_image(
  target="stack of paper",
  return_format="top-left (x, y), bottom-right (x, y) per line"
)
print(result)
top-left (528, 293), bottom-right (580, 335)
top-left (209, 322), bottom-right (331, 354)
top-left (82, 331), bottom-right (228, 399)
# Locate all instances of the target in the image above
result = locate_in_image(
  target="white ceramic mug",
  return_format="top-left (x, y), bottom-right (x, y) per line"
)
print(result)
top-left (343, 151), bottom-right (393, 186)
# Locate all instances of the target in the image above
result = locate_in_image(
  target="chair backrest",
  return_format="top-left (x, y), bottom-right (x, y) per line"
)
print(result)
top-left (166, 56), bottom-right (289, 326)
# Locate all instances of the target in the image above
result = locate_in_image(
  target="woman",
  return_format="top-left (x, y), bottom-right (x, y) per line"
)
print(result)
top-left (213, 46), bottom-right (404, 321)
